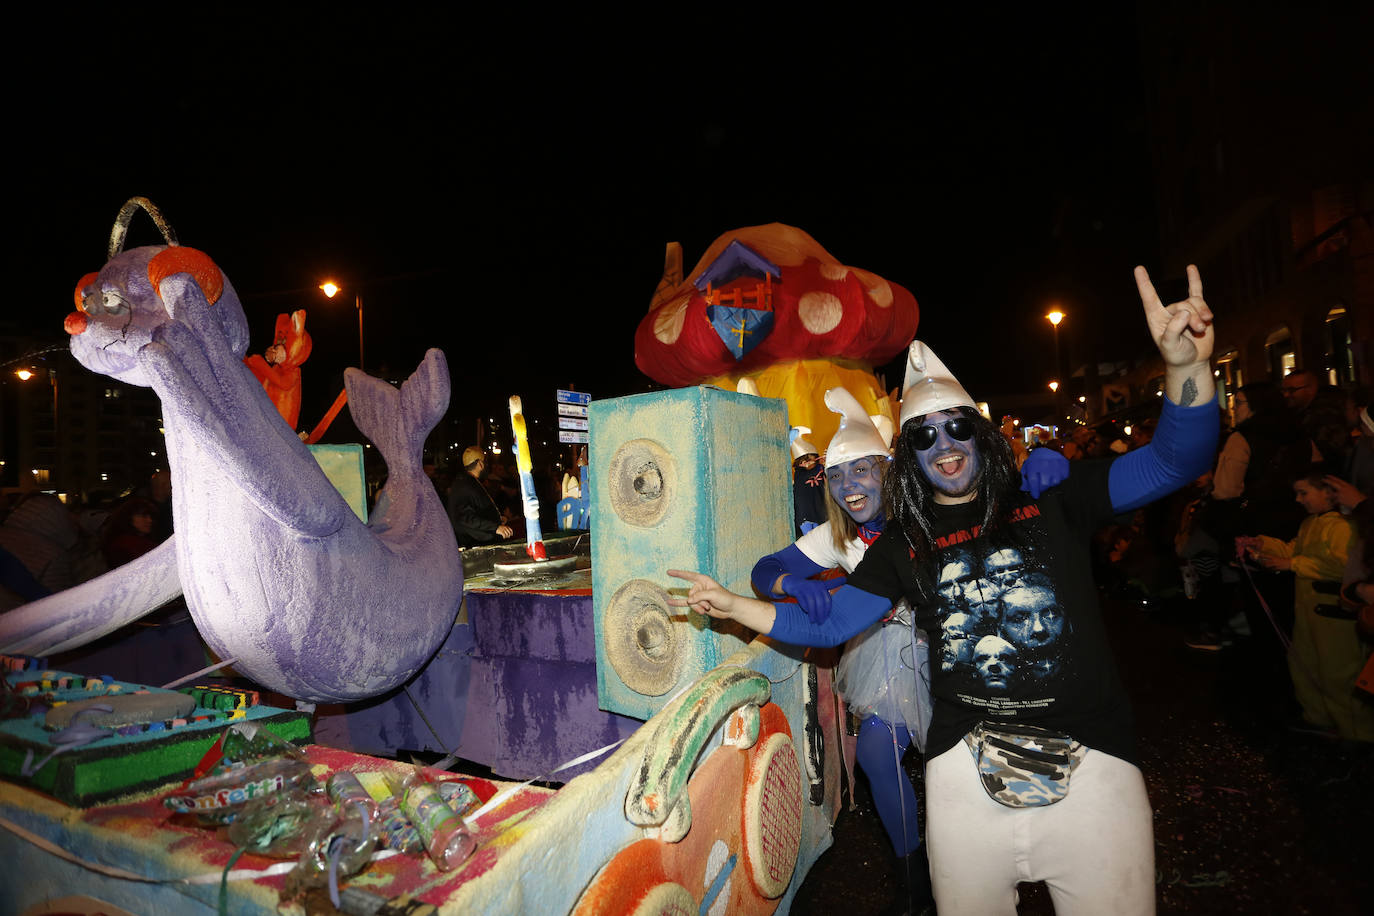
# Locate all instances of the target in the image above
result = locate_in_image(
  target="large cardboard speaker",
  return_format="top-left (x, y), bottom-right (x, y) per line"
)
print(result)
top-left (589, 387), bottom-right (793, 720)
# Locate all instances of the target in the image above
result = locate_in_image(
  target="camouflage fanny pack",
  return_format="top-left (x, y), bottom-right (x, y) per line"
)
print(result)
top-left (963, 721), bottom-right (1085, 808)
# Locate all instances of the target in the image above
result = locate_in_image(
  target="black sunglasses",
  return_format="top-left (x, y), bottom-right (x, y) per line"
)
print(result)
top-left (911, 417), bottom-right (975, 451)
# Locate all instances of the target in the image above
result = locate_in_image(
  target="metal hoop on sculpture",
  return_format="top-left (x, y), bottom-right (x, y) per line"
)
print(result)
top-left (109, 196), bottom-right (179, 259)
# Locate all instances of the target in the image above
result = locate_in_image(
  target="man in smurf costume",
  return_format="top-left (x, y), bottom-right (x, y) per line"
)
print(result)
top-left (672, 265), bottom-right (1218, 914)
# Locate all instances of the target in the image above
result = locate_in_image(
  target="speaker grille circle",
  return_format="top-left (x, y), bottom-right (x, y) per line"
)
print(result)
top-left (603, 578), bottom-right (683, 696)
top-left (608, 438), bottom-right (676, 528)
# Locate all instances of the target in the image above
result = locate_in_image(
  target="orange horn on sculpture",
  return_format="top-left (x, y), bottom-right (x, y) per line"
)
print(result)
top-left (148, 247), bottom-right (223, 305)
top-left (72, 272), bottom-right (98, 311)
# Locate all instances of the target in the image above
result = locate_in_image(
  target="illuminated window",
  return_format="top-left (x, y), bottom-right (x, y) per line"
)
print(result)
top-left (1216, 349), bottom-right (1242, 421)
top-left (1325, 307), bottom-right (1354, 385)
top-left (1264, 328), bottom-right (1293, 379)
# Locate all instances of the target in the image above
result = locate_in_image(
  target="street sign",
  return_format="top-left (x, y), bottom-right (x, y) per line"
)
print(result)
top-left (559, 430), bottom-right (590, 444)
top-left (557, 403), bottom-right (589, 418)
top-left (559, 417), bottom-right (589, 431)
top-left (556, 389), bottom-right (591, 405)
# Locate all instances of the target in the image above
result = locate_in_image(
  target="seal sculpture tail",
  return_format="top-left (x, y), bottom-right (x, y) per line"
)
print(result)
top-left (343, 349), bottom-right (450, 482)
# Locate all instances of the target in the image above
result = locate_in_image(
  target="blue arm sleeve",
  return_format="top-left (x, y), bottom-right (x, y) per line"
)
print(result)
top-left (767, 584), bottom-right (892, 647)
top-left (1108, 397), bottom-right (1220, 513)
top-left (751, 543), bottom-right (826, 597)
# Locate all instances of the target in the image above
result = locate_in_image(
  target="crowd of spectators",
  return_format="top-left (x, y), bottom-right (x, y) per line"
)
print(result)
top-left (0, 470), bottom-right (174, 613)
top-left (430, 448), bottom-right (583, 549)
top-left (1027, 373), bottom-right (1373, 741)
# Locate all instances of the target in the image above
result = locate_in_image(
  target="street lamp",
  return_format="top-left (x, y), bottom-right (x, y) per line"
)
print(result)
top-left (319, 281), bottom-right (364, 371)
top-left (1046, 308), bottom-right (1065, 381)
top-left (1046, 308), bottom-right (1066, 414)
top-left (15, 366), bottom-right (59, 490)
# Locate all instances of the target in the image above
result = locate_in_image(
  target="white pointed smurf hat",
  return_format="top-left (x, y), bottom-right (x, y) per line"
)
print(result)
top-left (898, 340), bottom-right (977, 426)
top-left (790, 426), bottom-right (820, 460)
top-left (870, 414), bottom-right (895, 449)
top-left (736, 377), bottom-right (761, 396)
top-left (823, 387), bottom-right (891, 468)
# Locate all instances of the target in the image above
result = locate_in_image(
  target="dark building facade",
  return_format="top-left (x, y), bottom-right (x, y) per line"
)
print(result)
top-left (2, 335), bottom-right (165, 501)
top-left (1135, 4), bottom-right (1373, 414)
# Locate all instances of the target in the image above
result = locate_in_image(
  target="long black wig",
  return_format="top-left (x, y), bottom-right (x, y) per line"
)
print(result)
top-left (881, 406), bottom-right (1022, 602)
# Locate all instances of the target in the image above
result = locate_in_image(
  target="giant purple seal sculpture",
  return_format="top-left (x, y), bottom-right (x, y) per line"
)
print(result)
top-left (0, 199), bottom-right (462, 702)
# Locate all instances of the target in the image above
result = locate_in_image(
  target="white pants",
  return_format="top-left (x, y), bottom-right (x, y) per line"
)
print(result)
top-left (925, 743), bottom-right (1156, 915)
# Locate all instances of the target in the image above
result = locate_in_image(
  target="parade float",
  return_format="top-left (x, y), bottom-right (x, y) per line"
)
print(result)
top-left (0, 205), bottom-right (909, 915)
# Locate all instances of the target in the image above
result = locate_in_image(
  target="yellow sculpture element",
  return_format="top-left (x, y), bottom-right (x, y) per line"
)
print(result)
top-left (510, 396), bottom-right (534, 475)
top-left (708, 358), bottom-right (896, 457)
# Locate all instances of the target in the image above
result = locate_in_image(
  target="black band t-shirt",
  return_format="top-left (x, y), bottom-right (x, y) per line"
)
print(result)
top-left (848, 459), bottom-right (1138, 764)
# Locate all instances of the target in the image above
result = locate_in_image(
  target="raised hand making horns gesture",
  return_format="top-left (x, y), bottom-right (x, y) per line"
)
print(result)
top-left (1134, 263), bottom-right (1216, 407)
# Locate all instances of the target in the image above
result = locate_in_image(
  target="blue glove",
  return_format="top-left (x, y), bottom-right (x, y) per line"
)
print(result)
top-left (780, 575), bottom-right (847, 624)
top-left (1020, 448), bottom-right (1069, 499)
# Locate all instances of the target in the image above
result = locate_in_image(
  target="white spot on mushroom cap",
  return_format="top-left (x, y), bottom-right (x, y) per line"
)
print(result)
top-left (852, 268), bottom-right (893, 308)
top-left (653, 293), bottom-right (691, 344)
top-left (799, 291), bottom-right (844, 334)
top-left (818, 262), bottom-right (850, 281)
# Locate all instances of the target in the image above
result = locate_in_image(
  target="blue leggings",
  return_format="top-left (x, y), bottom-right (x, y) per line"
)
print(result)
top-left (856, 715), bottom-right (922, 856)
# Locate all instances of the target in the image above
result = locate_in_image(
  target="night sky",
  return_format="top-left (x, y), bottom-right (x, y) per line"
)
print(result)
top-left (11, 9), bottom-right (1227, 448)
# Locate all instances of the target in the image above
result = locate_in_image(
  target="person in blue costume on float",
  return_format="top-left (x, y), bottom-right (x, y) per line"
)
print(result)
top-left (752, 386), bottom-right (1069, 915)
top-left (673, 265), bottom-right (1218, 916)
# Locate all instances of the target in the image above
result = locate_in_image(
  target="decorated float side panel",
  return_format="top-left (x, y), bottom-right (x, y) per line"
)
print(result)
top-left (312, 590), bottom-right (644, 781)
top-left (458, 589), bottom-right (643, 780)
top-left (312, 619), bottom-right (475, 759)
top-left (589, 387), bottom-right (793, 720)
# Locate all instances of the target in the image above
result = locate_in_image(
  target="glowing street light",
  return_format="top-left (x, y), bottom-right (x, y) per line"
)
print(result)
top-left (319, 281), bottom-right (365, 371)
top-left (1045, 308), bottom-right (1066, 412)
top-left (14, 366), bottom-right (60, 487)
top-left (1046, 309), bottom-right (1065, 379)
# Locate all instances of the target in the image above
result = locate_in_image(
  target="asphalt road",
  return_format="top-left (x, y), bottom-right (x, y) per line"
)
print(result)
top-left (791, 587), bottom-right (1374, 915)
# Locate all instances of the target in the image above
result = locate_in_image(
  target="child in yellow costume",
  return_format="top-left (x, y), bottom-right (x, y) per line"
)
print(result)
top-left (1240, 471), bottom-right (1374, 740)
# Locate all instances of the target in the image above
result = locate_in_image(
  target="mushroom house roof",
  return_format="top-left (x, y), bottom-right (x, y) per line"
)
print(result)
top-left (634, 223), bottom-right (919, 387)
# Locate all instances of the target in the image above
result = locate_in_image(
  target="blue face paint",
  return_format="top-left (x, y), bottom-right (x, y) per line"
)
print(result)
top-left (915, 409), bottom-right (982, 502)
top-left (826, 456), bottom-right (885, 526)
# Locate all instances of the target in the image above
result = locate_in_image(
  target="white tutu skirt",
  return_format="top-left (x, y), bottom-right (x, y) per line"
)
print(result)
top-left (835, 619), bottom-right (933, 751)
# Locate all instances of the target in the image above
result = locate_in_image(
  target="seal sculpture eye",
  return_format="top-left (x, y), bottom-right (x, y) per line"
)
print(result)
top-left (101, 290), bottom-right (129, 316)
